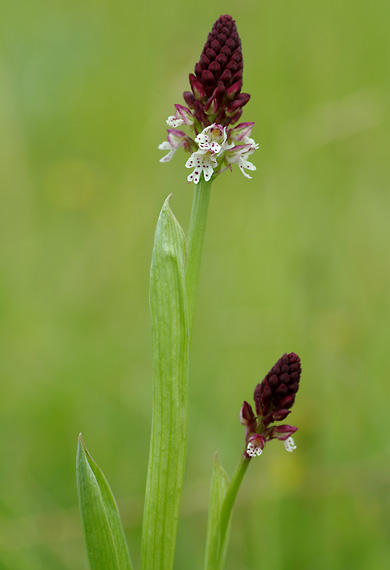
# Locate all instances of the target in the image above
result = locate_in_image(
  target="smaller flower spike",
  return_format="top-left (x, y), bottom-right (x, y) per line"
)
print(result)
top-left (254, 353), bottom-right (301, 423)
top-left (240, 353), bottom-right (302, 458)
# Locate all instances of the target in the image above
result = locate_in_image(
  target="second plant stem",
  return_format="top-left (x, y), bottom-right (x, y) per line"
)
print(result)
top-left (185, 178), bottom-right (252, 568)
top-left (219, 454), bottom-right (251, 557)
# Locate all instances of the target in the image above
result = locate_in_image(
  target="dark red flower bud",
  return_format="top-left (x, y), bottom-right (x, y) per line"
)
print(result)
top-left (183, 91), bottom-right (195, 108)
top-left (189, 74), bottom-right (207, 102)
top-left (184, 15), bottom-right (250, 128)
top-left (225, 93), bottom-right (251, 116)
top-left (254, 353), bottom-right (301, 420)
top-left (239, 401), bottom-right (257, 443)
top-left (226, 80), bottom-right (242, 100)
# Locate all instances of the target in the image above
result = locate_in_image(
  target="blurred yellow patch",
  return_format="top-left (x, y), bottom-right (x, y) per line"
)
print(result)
top-left (314, 308), bottom-right (352, 353)
top-left (44, 159), bottom-right (98, 210)
top-left (268, 452), bottom-right (303, 492)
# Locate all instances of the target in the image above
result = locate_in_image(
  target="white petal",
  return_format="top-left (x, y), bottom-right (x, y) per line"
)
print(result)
top-left (167, 116), bottom-right (184, 128)
top-left (239, 165), bottom-right (252, 179)
top-left (158, 141), bottom-right (172, 150)
top-left (283, 437), bottom-right (297, 452)
top-left (160, 150), bottom-right (175, 163)
top-left (202, 163), bottom-right (214, 181)
top-left (242, 160), bottom-right (256, 171)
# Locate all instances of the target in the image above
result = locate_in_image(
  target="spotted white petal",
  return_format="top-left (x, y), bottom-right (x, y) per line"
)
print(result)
top-left (246, 442), bottom-right (263, 457)
top-left (166, 116), bottom-right (184, 128)
top-left (239, 158), bottom-right (256, 179)
top-left (185, 150), bottom-right (217, 184)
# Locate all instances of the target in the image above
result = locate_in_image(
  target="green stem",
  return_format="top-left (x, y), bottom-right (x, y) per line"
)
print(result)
top-left (219, 454), bottom-right (251, 560)
top-left (186, 177), bottom-right (212, 333)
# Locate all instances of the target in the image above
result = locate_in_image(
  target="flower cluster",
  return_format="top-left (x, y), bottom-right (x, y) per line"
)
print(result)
top-left (158, 15), bottom-right (259, 184)
top-left (240, 353), bottom-right (302, 458)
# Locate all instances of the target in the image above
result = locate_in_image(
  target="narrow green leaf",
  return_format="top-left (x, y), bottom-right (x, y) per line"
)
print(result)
top-left (204, 453), bottom-right (231, 570)
top-left (76, 434), bottom-right (133, 570)
top-left (142, 195), bottom-right (189, 570)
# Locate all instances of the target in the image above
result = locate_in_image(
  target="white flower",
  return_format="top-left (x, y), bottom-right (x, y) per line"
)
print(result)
top-left (230, 122), bottom-right (260, 149)
top-left (283, 437), bottom-right (297, 452)
top-left (225, 144), bottom-right (257, 179)
top-left (195, 124), bottom-right (233, 154)
top-left (167, 116), bottom-right (184, 128)
top-left (185, 151), bottom-right (217, 184)
top-left (166, 104), bottom-right (195, 128)
top-left (158, 129), bottom-right (188, 163)
top-left (242, 136), bottom-right (259, 149)
top-left (185, 123), bottom-right (235, 184)
top-left (246, 442), bottom-right (263, 457)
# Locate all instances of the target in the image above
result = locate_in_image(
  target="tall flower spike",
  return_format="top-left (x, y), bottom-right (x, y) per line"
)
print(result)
top-left (159, 15), bottom-right (259, 183)
top-left (183, 14), bottom-right (250, 129)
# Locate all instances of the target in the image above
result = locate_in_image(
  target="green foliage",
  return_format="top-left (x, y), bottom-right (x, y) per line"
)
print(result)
top-left (141, 197), bottom-right (189, 570)
top-left (0, 1), bottom-right (389, 569)
top-left (76, 435), bottom-right (133, 570)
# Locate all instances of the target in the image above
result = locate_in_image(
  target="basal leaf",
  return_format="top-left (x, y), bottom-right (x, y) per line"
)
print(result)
top-left (76, 435), bottom-right (133, 570)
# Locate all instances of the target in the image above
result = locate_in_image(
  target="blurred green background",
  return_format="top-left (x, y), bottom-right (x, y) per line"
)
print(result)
top-left (0, 0), bottom-right (389, 568)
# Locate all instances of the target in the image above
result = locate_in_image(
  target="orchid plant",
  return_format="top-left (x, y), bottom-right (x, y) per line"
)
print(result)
top-left (76, 14), bottom-right (302, 570)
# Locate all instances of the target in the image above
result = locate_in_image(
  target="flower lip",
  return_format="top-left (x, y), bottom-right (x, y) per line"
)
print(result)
top-left (283, 437), bottom-right (297, 452)
top-left (246, 434), bottom-right (265, 457)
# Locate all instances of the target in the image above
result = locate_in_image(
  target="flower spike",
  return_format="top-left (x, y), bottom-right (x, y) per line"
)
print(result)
top-left (240, 353), bottom-right (302, 458)
top-left (158, 15), bottom-right (259, 184)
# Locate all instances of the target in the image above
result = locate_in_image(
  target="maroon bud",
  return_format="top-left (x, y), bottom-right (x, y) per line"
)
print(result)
top-left (267, 424), bottom-right (298, 441)
top-left (212, 81), bottom-right (226, 104)
top-left (204, 96), bottom-right (219, 115)
top-left (227, 109), bottom-right (243, 125)
top-left (226, 93), bottom-right (251, 115)
top-left (272, 409), bottom-right (291, 421)
top-left (239, 400), bottom-right (257, 444)
top-left (201, 69), bottom-right (216, 90)
top-left (200, 54), bottom-right (210, 68)
top-left (226, 80), bottom-right (242, 99)
top-left (208, 60), bottom-right (222, 79)
top-left (189, 74), bottom-right (207, 102)
top-left (254, 353), bottom-right (301, 418)
top-left (183, 91), bottom-right (195, 108)
top-left (194, 62), bottom-right (203, 78)
top-left (219, 69), bottom-right (232, 85)
top-left (184, 14), bottom-right (248, 127)
top-left (239, 400), bottom-right (256, 426)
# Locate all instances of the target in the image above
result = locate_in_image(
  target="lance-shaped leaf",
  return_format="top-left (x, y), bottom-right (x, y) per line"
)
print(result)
top-left (204, 453), bottom-right (231, 570)
top-left (142, 196), bottom-right (189, 570)
top-left (76, 434), bottom-right (133, 570)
